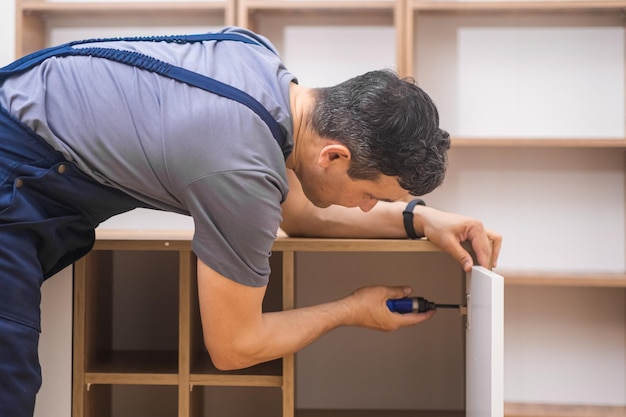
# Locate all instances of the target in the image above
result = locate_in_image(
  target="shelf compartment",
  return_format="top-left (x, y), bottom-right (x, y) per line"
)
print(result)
top-left (188, 251), bottom-right (286, 388)
top-left (82, 250), bottom-right (179, 373)
top-left (85, 350), bottom-right (179, 375)
top-left (189, 386), bottom-right (283, 417)
top-left (406, 6), bottom-right (625, 138)
top-left (81, 384), bottom-right (179, 417)
top-left (239, 0), bottom-right (400, 83)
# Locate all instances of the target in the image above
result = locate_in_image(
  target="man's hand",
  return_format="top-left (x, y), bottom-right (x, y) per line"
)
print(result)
top-left (415, 205), bottom-right (502, 272)
top-left (343, 285), bottom-right (436, 330)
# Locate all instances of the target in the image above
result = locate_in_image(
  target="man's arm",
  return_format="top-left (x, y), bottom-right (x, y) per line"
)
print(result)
top-left (280, 169), bottom-right (502, 272)
top-left (197, 259), bottom-right (434, 370)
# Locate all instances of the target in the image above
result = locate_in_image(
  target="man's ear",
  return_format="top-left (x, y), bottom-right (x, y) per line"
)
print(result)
top-left (318, 144), bottom-right (351, 168)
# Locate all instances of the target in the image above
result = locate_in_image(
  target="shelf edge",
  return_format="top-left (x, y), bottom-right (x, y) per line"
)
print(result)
top-left (451, 138), bottom-right (626, 148)
top-left (189, 374), bottom-right (283, 387)
top-left (500, 270), bottom-right (626, 288)
top-left (84, 372), bottom-right (179, 386)
top-left (410, 1), bottom-right (626, 12)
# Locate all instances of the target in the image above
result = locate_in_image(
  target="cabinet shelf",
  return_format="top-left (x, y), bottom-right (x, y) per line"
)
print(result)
top-left (501, 270), bottom-right (626, 288)
top-left (410, 0), bottom-right (626, 12)
top-left (189, 373), bottom-right (283, 388)
top-left (243, 0), bottom-right (394, 11)
top-left (451, 138), bottom-right (626, 149)
top-left (504, 402), bottom-right (626, 417)
top-left (191, 354), bottom-right (283, 387)
top-left (20, 1), bottom-right (229, 15)
top-left (84, 372), bottom-right (179, 386)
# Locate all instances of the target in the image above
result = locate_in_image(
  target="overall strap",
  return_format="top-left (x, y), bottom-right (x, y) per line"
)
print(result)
top-left (0, 33), bottom-right (268, 76)
top-left (0, 33), bottom-right (289, 156)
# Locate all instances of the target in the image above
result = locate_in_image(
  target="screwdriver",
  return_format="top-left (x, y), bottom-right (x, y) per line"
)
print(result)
top-left (386, 296), bottom-right (464, 314)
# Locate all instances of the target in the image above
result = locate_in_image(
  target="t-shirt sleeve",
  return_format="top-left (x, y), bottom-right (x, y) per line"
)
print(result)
top-left (182, 169), bottom-right (285, 287)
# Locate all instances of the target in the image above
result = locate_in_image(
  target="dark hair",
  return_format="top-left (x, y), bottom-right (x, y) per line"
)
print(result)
top-left (310, 69), bottom-right (450, 196)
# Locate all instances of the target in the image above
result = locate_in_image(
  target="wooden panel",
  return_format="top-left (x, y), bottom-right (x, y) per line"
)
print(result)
top-left (178, 250), bottom-right (194, 417)
top-left (411, 1), bottom-right (626, 12)
top-left (73, 251), bottom-right (114, 417)
top-left (189, 373), bottom-right (283, 387)
top-left (20, 1), bottom-right (228, 14)
top-left (282, 251), bottom-right (295, 417)
top-left (92, 235), bottom-right (447, 253)
top-left (504, 402), bottom-right (626, 417)
top-left (85, 373), bottom-right (178, 386)
top-left (503, 271), bottom-right (626, 288)
top-left (452, 138), bottom-right (626, 148)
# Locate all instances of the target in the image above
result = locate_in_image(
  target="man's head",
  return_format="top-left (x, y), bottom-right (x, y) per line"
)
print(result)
top-left (310, 69), bottom-right (450, 197)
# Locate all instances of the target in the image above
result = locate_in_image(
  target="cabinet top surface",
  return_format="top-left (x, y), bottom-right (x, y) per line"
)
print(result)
top-left (93, 228), bottom-right (443, 252)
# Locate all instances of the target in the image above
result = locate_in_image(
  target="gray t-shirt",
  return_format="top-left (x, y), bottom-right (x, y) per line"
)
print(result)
top-left (0, 27), bottom-right (296, 287)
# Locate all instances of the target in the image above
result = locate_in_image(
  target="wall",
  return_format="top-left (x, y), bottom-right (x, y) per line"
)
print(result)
top-left (0, 7), bottom-right (213, 416)
top-left (0, 5), bottom-right (72, 417)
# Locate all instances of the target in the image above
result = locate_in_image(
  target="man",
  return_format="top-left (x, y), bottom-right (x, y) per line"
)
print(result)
top-left (0, 26), bottom-right (501, 416)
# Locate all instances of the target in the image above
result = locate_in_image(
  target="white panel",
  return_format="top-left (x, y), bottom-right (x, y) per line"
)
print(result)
top-left (282, 26), bottom-right (396, 87)
top-left (457, 27), bottom-right (624, 138)
top-left (466, 266), bottom-right (504, 417)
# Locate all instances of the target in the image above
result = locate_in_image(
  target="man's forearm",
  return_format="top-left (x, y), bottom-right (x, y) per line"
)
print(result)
top-left (226, 299), bottom-right (354, 370)
top-left (282, 201), bottom-right (415, 239)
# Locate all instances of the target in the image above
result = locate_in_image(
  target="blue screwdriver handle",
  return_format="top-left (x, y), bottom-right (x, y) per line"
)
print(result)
top-left (386, 297), bottom-right (416, 313)
top-left (386, 297), bottom-right (435, 314)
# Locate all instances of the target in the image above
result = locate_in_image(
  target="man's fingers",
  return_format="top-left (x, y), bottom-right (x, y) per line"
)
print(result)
top-left (488, 230), bottom-right (503, 268)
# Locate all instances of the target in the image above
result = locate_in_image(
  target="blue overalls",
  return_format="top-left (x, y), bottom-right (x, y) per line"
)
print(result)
top-left (0, 32), bottom-right (287, 417)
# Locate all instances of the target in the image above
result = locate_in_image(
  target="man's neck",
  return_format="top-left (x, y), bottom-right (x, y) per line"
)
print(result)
top-left (287, 83), bottom-right (314, 171)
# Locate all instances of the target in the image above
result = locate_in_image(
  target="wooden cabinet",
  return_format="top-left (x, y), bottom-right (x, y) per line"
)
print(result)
top-left (71, 232), bottom-right (503, 417)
